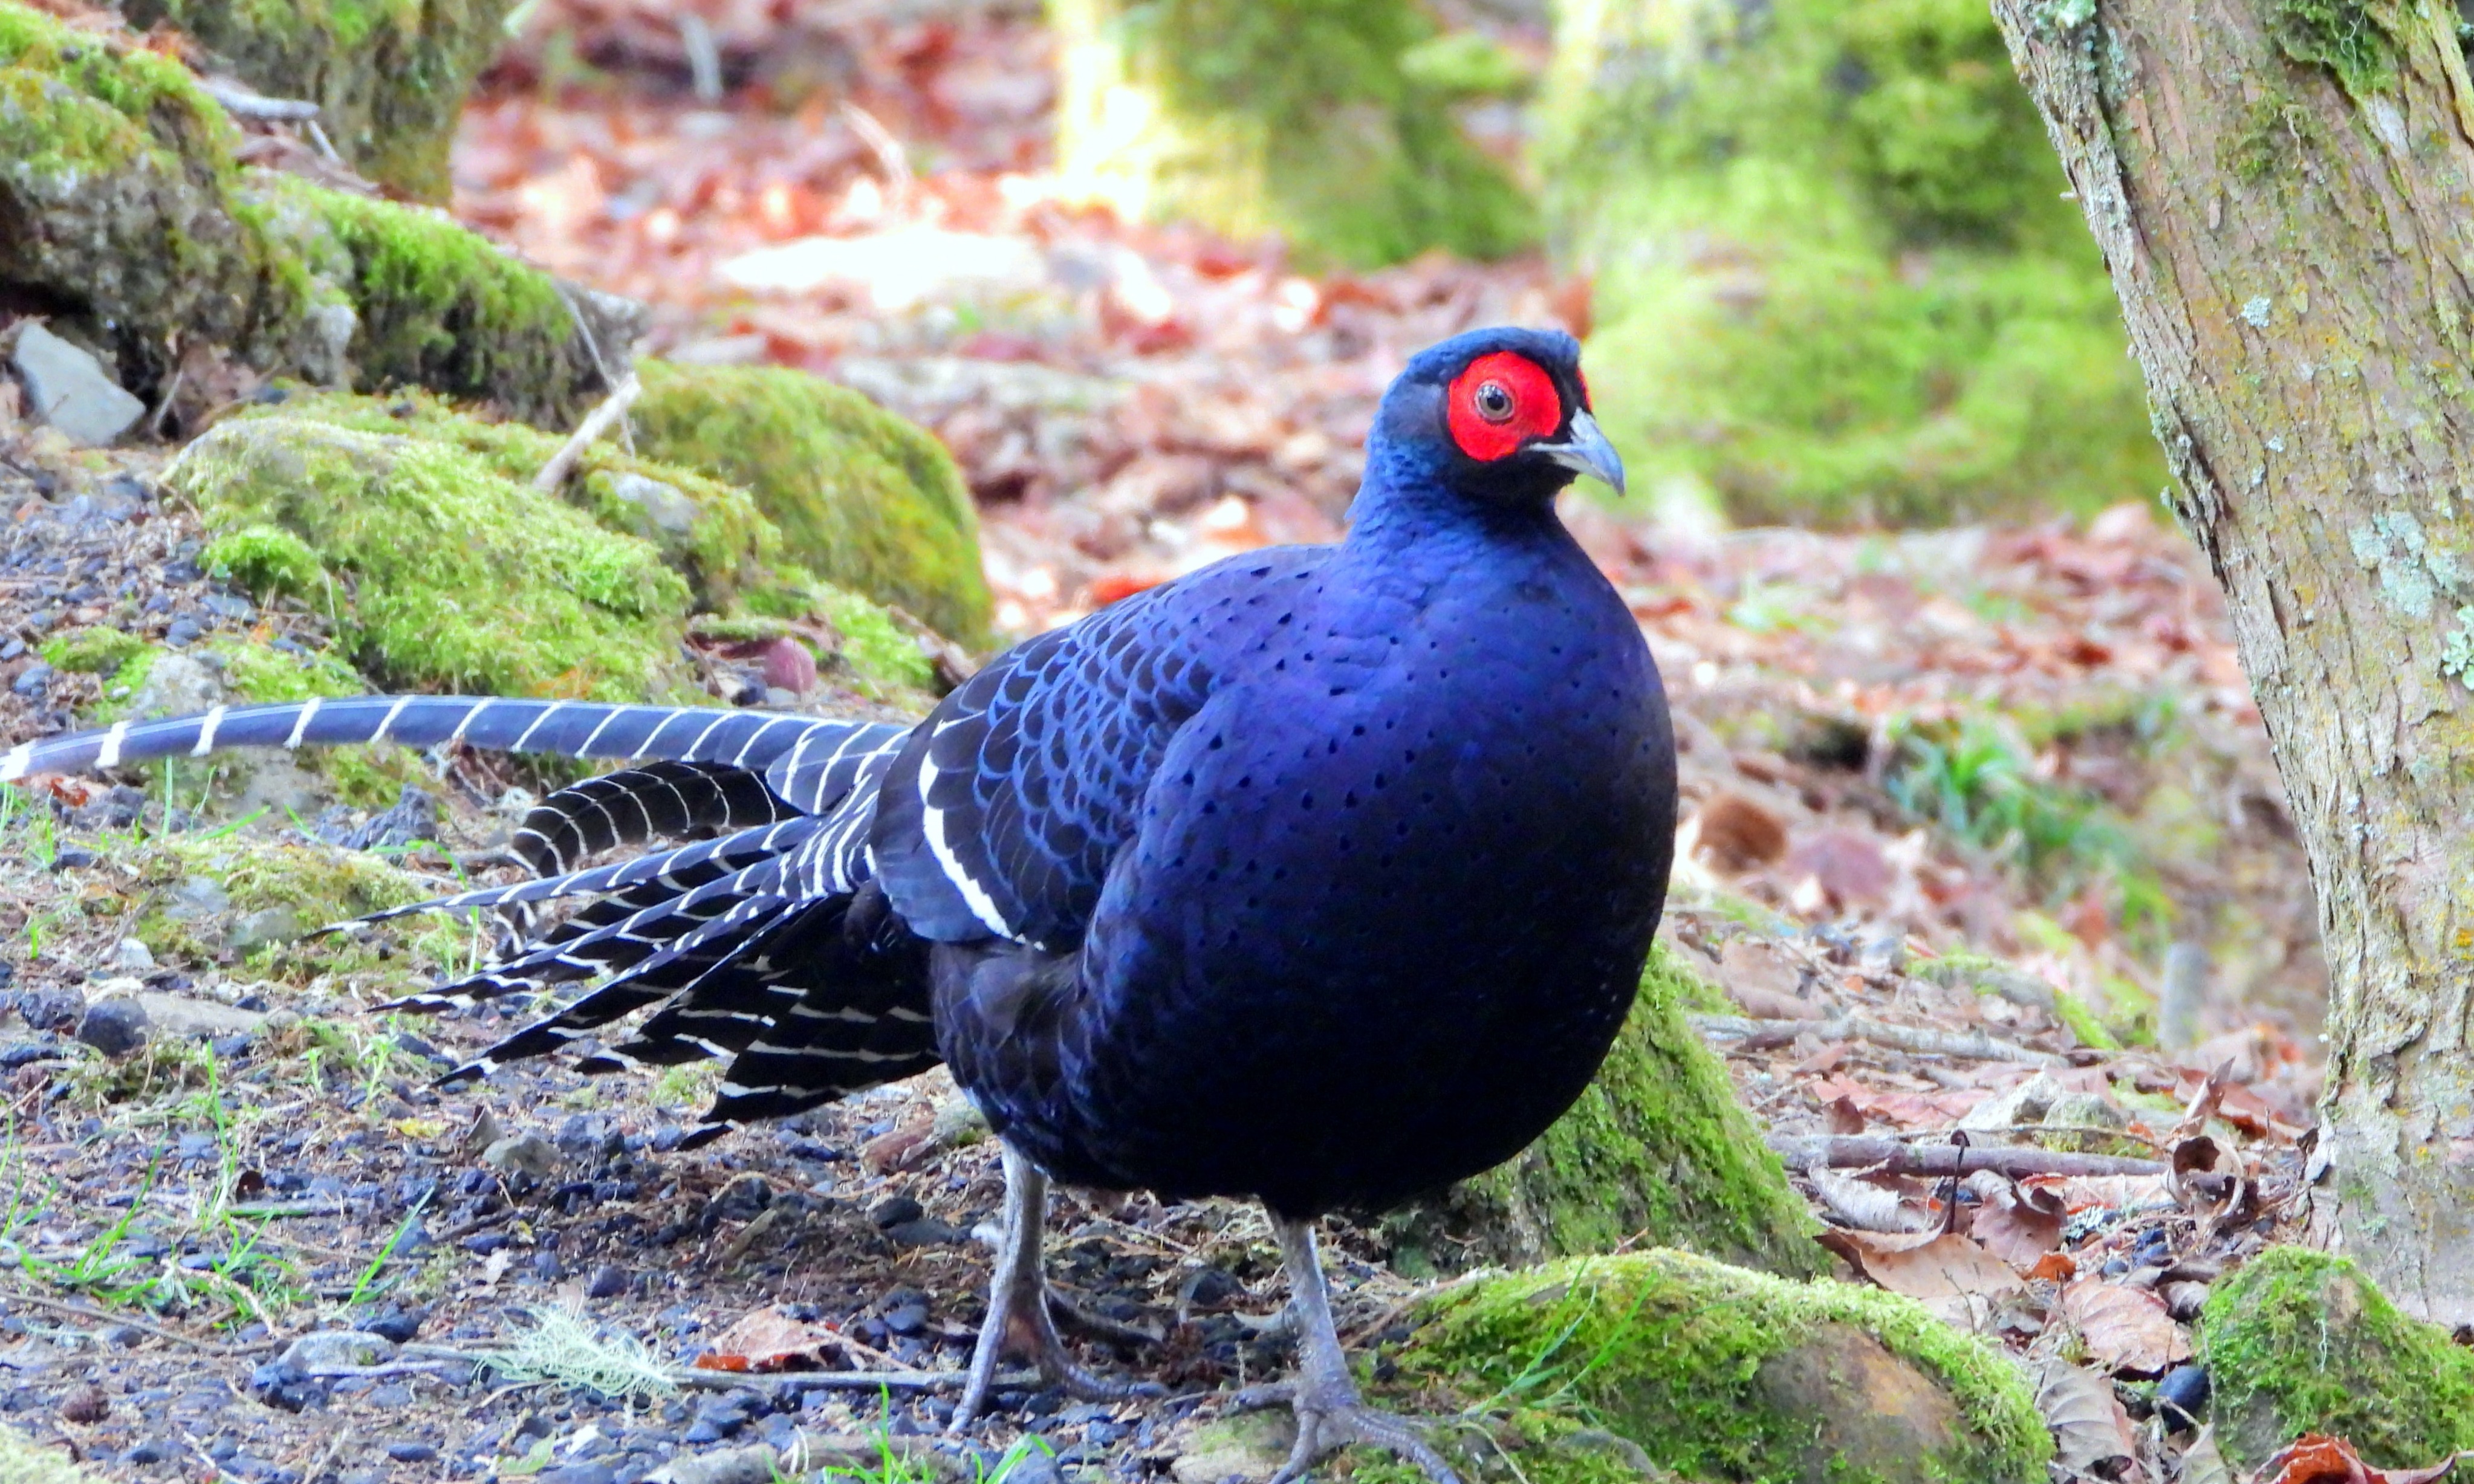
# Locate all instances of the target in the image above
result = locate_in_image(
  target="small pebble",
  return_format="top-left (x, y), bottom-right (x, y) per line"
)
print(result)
top-left (869, 1195), bottom-right (926, 1229)
top-left (385, 1441), bottom-right (438, 1463)
top-left (75, 997), bottom-right (149, 1058)
top-left (57, 1382), bottom-right (108, 1423)
top-left (2157, 1364), bottom-right (2210, 1430)
top-left (585, 1264), bottom-right (630, 1300)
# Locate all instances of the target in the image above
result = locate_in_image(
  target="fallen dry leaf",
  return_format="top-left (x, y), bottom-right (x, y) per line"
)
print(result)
top-left (696, 1305), bottom-right (842, 1373)
top-left (2060, 1278), bottom-right (2190, 1376)
top-left (2034, 1356), bottom-right (2134, 1476)
top-left (1969, 1181), bottom-right (2068, 1269)
top-left (1820, 1229), bottom-right (2024, 1305)
top-left (2258, 1431), bottom-right (2471, 1484)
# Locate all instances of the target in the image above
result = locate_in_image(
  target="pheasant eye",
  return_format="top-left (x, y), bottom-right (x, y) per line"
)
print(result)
top-left (1446, 351), bottom-right (1563, 462)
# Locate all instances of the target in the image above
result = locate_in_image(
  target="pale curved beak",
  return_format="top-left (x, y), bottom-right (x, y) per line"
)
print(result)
top-left (1538, 410), bottom-right (1626, 496)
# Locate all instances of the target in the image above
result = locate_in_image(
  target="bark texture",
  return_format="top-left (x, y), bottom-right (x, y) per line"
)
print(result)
top-left (1990, 0), bottom-right (2474, 1319)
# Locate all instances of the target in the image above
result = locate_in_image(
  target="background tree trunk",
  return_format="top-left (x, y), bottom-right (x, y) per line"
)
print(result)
top-left (1047, 0), bottom-right (1534, 268)
top-left (1990, 0), bottom-right (2474, 1320)
top-left (1542, 0), bottom-right (2163, 527)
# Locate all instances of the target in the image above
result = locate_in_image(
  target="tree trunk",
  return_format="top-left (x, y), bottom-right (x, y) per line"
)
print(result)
top-left (1990, 0), bottom-right (2474, 1320)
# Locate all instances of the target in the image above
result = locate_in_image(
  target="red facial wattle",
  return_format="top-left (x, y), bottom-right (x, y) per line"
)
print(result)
top-left (1446, 352), bottom-right (1563, 462)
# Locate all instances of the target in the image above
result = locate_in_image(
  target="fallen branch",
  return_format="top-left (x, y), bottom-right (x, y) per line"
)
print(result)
top-left (224, 1199), bottom-right (346, 1219)
top-left (199, 80), bottom-right (322, 122)
top-left (670, 1364), bottom-right (1037, 1394)
top-left (1768, 1135), bottom-right (2165, 1179)
top-left (532, 370), bottom-right (641, 493)
top-left (1692, 1013), bottom-right (2068, 1066)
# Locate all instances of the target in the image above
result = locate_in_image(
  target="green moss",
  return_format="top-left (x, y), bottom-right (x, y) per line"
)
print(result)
top-left (2201, 1246), bottom-right (2474, 1470)
top-left (252, 386), bottom-right (783, 609)
top-left (632, 361), bottom-right (992, 643)
top-left (127, 831), bottom-right (467, 985)
top-left (2048, 985), bottom-right (2121, 1051)
top-left (2270, 0), bottom-right (2395, 96)
top-left (1050, 0), bottom-right (1534, 269)
top-left (1542, 0), bottom-right (2164, 525)
top-left (174, 413), bottom-right (694, 701)
top-left (1438, 944), bottom-right (1827, 1277)
top-left (0, 1427), bottom-right (106, 1484)
top-left (304, 186), bottom-right (609, 430)
top-left (39, 625), bottom-right (148, 676)
top-left (712, 585), bottom-right (941, 699)
top-left (204, 523), bottom-right (328, 600)
top-left (1398, 1252), bottom-right (2049, 1483)
top-left (122, 0), bottom-right (514, 200)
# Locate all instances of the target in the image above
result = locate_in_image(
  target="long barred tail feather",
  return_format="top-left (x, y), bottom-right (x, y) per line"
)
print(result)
top-left (0, 696), bottom-right (892, 785)
top-left (349, 816), bottom-right (826, 929)
top-left (5, 693), bottom-right (943, 1139)
top-left (513, 760), bottom-right (797, 876)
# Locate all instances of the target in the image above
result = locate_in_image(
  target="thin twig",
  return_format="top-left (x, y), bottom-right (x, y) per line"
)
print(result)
top-left (226, 1199), bottom-right (346, 1219)
top-left (302, 1425), bottom-right (354, 1484)
top-left (1692, 1013), bottom-right (2068, 1066)
top-left (532, 371), bottom-right (641, 493)
top-left (0, 1286), bottom-right (262, 1356)
top-left (1770, 1134), bottom-right (2167, 1179)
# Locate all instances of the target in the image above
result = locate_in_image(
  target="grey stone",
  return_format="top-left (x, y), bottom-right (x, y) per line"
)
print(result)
top-left (481, 1132), bottom-right (562, 1182)
top-left (608, 472), bottom-right (699, 536)
top-left (110, 938), bottom-right (155, 973)
top-left (134, 992), bottom-right (267, 1040)
top-left (126, 654), bottom-right (229, 721)
top-left (227, 906), bottom-right (305, 953)
top-left (75, 997), bottom-right (150, 1057)
top-left (11, 323), bottom-right (145, 447)
top-left (10, 662), bottom-right (51, 697)
top-left (164, 875), bottom-right (233, 921)
top-left (279, 1330), bottom-right (398, 1373)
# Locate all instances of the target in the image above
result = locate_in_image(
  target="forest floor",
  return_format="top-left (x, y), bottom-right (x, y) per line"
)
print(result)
top-left (0, 1), bottom-right (2332, 1482)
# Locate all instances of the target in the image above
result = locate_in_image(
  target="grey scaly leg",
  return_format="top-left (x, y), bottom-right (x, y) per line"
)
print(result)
top-left (953, 1143), bottom-right (1155, 1429)
top-left (1237, 1213), bottom-right (1461, 1484)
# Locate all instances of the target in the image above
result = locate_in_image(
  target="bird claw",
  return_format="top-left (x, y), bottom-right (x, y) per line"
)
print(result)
top-left (1240, 1381), bottom-right (1463, 1484)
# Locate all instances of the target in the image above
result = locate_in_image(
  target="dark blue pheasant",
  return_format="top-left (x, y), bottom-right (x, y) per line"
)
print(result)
top-left (0, 327), bottom-right (1673, 1482)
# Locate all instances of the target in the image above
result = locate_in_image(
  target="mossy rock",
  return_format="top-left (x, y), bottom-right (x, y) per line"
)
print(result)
top-left (1541, 0), bottom-right (2165, 525)
top-left (126, 831), bottom-right (469, 987)
top-left (170, 413), bottom-right (695, 700)
top-left (632, 360), bottom-right (993, 644)
top-left (1393, 1251), bottom-right (2050, 1484)
top-left (1416, 943), bottom-right (1826, 1278)
top-left (1049, 0), bottom-right (1533, 268)
top-left (166, 394), bottom-right (947, 706)
top-left (0, 0), bottom-right (632, 424)
top-left (122, 0), bottom-right (516, 202)
top-left (2201, 1245), bottom-right (2474, 1470)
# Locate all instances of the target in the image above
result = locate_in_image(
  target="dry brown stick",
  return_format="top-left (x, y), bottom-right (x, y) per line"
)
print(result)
top-left (533, 371), bottom-right (641, 493)
top-left (0, 1285), bottom-right (264, 1356)
top-left (1691, 1013), bottom-right (2068, 1067)
top-left (1768, 1135), bottom-right (2165, 1179)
